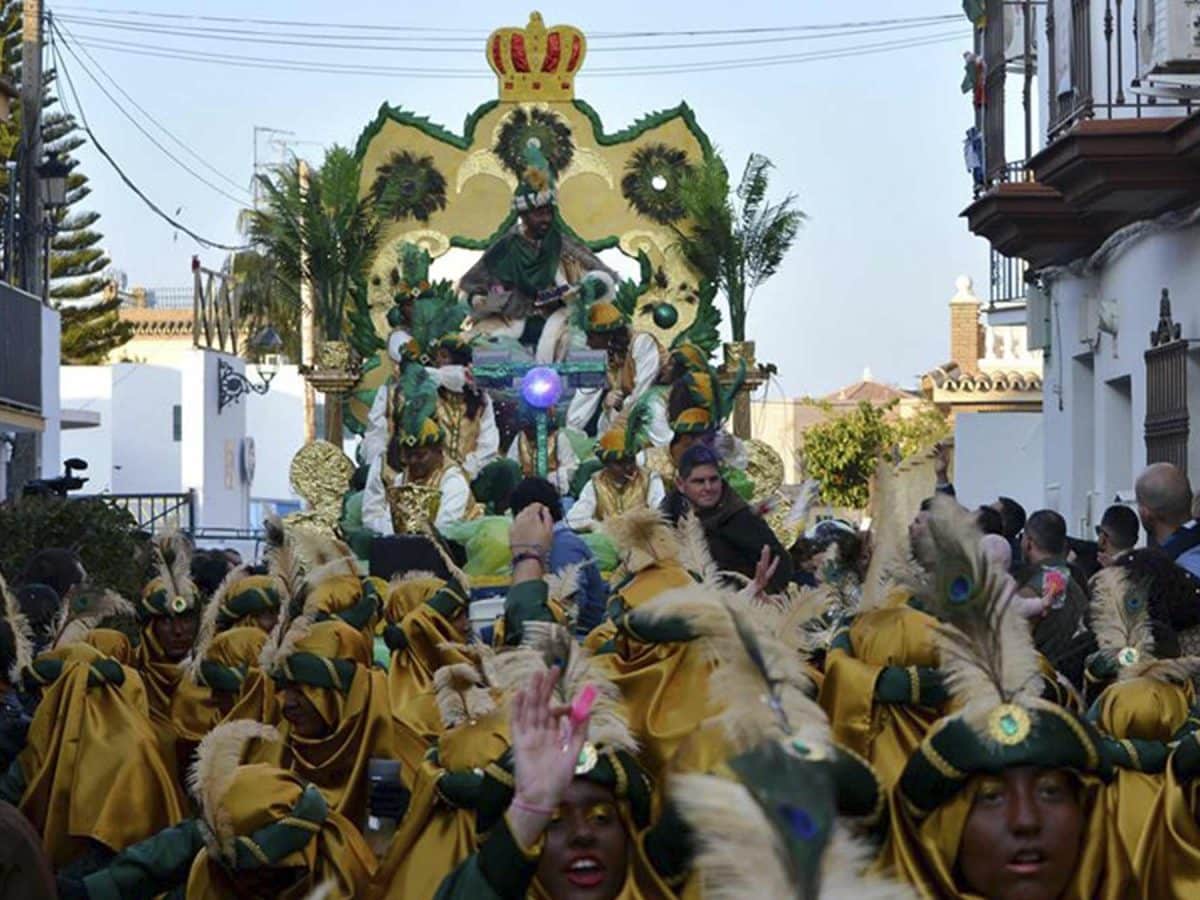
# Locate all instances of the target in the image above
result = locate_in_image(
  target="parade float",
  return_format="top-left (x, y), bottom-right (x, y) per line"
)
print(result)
top-left (288, 11), bottom-right (798, 579)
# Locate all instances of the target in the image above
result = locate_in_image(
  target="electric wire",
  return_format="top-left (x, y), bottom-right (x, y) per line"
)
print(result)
top-left (61, 27), bottom-right (250, 195)
top-left (49, 24), bottom-right (250, 252)
top-left (65, 30), bottom-right (970, 79)
top-left (53, 24), bottom-right (249, 204)
top-left (48, 6), bottom-right (962, 38)
top-left (55, 12), bottom-right (964, 54)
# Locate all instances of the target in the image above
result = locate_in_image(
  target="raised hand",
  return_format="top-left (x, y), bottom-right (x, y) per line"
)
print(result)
top-left (507, 667), bottom-right (589, 848)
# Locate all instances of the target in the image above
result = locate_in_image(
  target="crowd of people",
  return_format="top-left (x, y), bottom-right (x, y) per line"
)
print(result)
top-left (2, 448), bottom-right (1200, 899)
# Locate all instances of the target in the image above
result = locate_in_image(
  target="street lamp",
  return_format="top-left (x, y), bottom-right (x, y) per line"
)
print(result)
top-left (35, 152), bottom-right (70, 305)
top-left (217, 326), bottom-right (285, 413)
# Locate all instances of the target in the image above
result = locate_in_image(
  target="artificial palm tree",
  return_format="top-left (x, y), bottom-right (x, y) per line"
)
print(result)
top-left (673, 151), bottom-right (804, 343)
top-left (244, 145), bottom-right (379, 442)
top-left (243, 145), bottom-right (379, 346)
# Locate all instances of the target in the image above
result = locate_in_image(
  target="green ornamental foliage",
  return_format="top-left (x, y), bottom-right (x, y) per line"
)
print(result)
top-left (673, 151), bottom-right (804, 342)
top-left (802, 401), bottom-right (950, 509)
top-left (0, 496), bottom-right (149, 600)
top-left (245, 144), bottom-right (380, 344)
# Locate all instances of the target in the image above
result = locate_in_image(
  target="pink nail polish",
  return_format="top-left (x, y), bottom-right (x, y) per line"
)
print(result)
top-left (569, 684), bottom-right (597, 728)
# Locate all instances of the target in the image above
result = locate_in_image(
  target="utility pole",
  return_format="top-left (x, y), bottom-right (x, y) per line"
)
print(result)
top-left (8, 0), bottom-right (43, 498)
top-left (19, 0), bottom-right (43, 301)
top-left (298, 158), bottom-right (317, 444)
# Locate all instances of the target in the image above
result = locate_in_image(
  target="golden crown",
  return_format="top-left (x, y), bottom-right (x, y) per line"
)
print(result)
top-left (487, 11), bottom-right (587, 102)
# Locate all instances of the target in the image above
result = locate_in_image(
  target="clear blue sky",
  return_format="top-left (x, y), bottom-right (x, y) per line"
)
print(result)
top-left (50, 0), bottom-right (987, 397)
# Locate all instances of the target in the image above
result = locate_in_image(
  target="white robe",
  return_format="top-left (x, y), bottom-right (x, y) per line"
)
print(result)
top-left (566, 471), bottom-right (665, 533)
top-left (361, 456), bottom-right (471, 537)
top-left (361, 366), bottom-right (499, 478)
top-left (505, 430), bottom-right (579, 497)
top-left (565, 332), bottom-right (667, 444)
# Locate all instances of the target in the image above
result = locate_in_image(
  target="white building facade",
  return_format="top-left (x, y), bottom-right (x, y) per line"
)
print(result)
top-left (964, 0), bottom-right (1200, 535)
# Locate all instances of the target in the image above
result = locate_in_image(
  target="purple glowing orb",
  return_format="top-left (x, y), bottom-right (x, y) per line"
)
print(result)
top-left (520, 366), bottom-right (563, 410)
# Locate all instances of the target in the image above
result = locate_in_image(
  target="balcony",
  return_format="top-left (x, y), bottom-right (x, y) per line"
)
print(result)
top-left (0, 283), bottom-right (43, 421)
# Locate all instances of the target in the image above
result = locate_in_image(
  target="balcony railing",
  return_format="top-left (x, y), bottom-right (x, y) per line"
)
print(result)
top-left (0, 283), bottom-right (42, 414)
top-left (1047, 0), bottom-right (1196, 140)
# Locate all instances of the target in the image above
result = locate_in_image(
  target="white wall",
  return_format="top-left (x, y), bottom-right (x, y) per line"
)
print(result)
top-left (180, 349), bottom-right (249, 530)
top-left (244, 365), bottom-right (307, 508)
top-left (954, 412), bottom-right (1045, 516)
top-left (39, 305), bottom-right (61, 478)
top-left (1042, 221), bottom-right (1200, 533)
top-left (60, 366), bottom-right (115, 493)
top-left (111, 364), bottom-right (181, 493)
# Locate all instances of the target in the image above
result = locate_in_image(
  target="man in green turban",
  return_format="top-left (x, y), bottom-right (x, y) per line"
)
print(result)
top-left (459, 139), bottom-right (617, 362)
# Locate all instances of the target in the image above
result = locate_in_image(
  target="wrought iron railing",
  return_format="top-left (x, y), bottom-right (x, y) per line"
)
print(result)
top-left (990, 246), bottom-right (1029, 307)
top-left (1047, 0), bottom-right (1196, 140)
top-left (84, 490), bottom-right (196, 534)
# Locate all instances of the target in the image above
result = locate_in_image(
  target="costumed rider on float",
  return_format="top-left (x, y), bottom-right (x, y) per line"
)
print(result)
top-left (362, 365), bottom-right (480, 537)
top-left (564, 293), bottom-right (671, 447)
top-left (362, 257), bottom-right (499, 479)
top-left (506, 397), bottom-right (579, 497)
top-left (458, 138), bottom-right (618, 363)
top-left (566, 395), bottom-right (665, 531)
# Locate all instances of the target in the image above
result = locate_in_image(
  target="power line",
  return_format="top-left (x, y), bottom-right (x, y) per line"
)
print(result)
top-left (52, 25), bottom-right (249, 205)
top-left (60, 26), bottom-right (249, 195)
top-left (49, 6), bottom-right (963, 38)
top-left (66, 29), bottom-right (970, 80)
top-left (49, 27), bottom-right (250, 253)
top-left (55, 13), bottom-right (963, 54)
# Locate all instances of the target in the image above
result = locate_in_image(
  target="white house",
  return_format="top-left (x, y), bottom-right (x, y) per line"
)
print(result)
top-left (963, 0), bottom-right (1200, 535)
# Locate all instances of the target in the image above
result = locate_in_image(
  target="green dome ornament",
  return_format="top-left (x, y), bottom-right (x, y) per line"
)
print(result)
top-left (651, 302), bottom-right (679, 329)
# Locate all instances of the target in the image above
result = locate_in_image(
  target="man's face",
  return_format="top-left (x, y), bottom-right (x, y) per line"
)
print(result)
top-left (677, 464), bottom-right (723, 511)
top-left (959, 767), bottom-right (1084, 900)
top-left (279, 686), bottom-right (331, 740)
top-left (586, 330), bottom-right (611, 351)
top-left (152, 612), bottom-right (200, 662)
top-left (535, 779), bottom-right (629, 900)
top-left (435, 347), bottom-right (452, 368)
top-left (403, 445), bottom-right (443, 481)
top-left (604, 459), bottom-right (637, 486)
top-left (521, 205), bottom-right (555, 241)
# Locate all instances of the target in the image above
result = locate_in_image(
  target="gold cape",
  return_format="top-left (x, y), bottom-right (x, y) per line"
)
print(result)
top-left (1093, 676), bottom-right (1194, 880)
top-left (878, 775), bottom-right (1131, 899)
top-left (18, 643), bottom-right (185, 866)
top-left (185, 764), bottom-right (375, 899)
top-left (171, 626), bottom-right (270, 744)
top-left (818, 604), bottom-right (943, 789)
top-left (1132, 744), bottom-right (1200, 897)
top-left (372, 709), bottom-right (510, 899)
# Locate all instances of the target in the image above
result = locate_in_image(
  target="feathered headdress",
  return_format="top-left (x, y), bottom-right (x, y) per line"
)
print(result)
top-left (492, 621), bottom-right (636, 757)
top-left (410, 294), bottom-right (471, 362)
top-left (141, 529), bottom-right (197, 617)
top-left (1089, 565), bottom-right (1200, 683)
top-left (596, 392), bottom-right (654, 462)
top-left (909, 497), bottom-right (1042, 738)
top-left (264, 514), bottom-right (303, 612)
top-left (187, 564), bottom-right (250, 681)
top-left (602, 507), bottom-right (681, 574)
top-left (0, 574), bottom-right (33, 683)
top-left (433, 656), bottom-right (496, 729)
top-left (189, 720), bottom-right (281, 859)
top-left (396, 364), bottom-right (443, 447)
top-left (672, 767), bottom-right (913, 900)
top-left (858, 457), bottom-right (920, 614)
top-left (52, 583), bottom-right (136, 650)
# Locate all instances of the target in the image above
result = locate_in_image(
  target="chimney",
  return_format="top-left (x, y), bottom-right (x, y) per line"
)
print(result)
top-left (949, 275), bottom-right (984, 374)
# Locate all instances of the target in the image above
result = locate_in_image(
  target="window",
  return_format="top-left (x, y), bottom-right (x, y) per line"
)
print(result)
top-left (172, 404), bottom-right (182, 442)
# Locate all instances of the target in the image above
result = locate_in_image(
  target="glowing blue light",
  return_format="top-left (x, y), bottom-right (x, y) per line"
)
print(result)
top-left (520, 366), bottom-right (563, 410)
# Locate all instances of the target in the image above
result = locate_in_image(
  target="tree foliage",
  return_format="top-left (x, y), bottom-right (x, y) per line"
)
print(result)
top-left (0, 2), bottom-right (127, 362)
top-left (243, 145), bottom-right (379, 343)
top-left (0, 496), bottom-right (149, 600)
top-left (672, 151), bottom-right (805, 342)
top-left (802, 400), bottom-right (951, 509)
